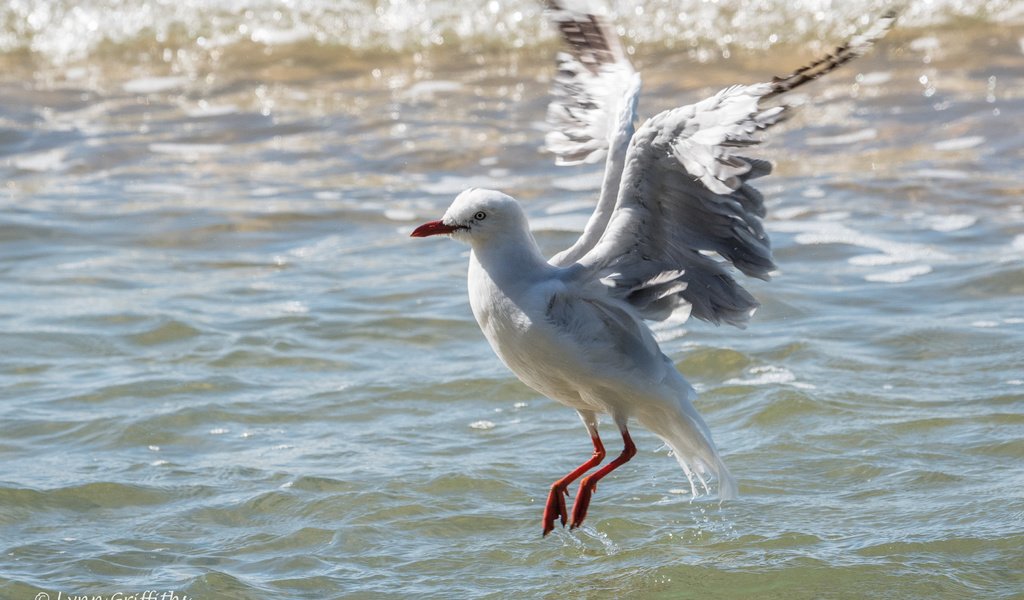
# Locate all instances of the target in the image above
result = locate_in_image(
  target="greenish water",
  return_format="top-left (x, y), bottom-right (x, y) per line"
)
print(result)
top-left (2, 2), bottom-right (1023, 598)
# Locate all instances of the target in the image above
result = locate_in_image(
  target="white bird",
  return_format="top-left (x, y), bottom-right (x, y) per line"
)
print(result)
top-left (412, 2), bottom-right (896, 536)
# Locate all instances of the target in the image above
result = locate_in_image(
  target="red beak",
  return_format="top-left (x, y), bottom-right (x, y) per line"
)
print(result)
top-left (410, 220), bottom-right (460, 237)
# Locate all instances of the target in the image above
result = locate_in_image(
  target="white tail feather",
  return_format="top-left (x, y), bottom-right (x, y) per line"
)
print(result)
top-left (636, 376), bottom-right (738, 500)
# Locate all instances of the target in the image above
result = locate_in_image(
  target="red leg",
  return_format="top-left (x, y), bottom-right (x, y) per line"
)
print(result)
top-left (542, 434), bottom-right (605, 536)
top-left (570, 427), bottom-right (636, 530)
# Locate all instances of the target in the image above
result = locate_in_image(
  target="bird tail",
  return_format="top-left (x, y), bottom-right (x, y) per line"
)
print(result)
top-left (635, 373), bottom-right (738, 501)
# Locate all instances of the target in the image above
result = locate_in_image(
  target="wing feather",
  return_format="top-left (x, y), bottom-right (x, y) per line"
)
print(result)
top-left (574, 13), bottom-right (897, 327)
top-left (542, 0), bottom-right (636, 166)
top-left (545, 284), bottom-right (666, 380)
top-left (543, 0), bottom-right (642, 267)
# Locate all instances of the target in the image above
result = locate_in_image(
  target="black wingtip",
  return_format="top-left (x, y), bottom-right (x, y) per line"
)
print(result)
top-left (762, 10), bottom-right (899, 100)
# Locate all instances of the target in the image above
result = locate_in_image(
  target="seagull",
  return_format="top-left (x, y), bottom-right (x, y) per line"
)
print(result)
top-left (412, 2), bottom-right (896, 536)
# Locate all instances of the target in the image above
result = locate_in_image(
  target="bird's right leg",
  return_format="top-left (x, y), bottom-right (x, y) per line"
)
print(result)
top-left (543, 410), bottom-right (604, 536)
top-left (570, 423), bottom-right (636, 530)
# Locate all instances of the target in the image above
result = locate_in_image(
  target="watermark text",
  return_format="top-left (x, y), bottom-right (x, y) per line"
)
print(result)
top-left (34, 591), bottom-right (192, 600)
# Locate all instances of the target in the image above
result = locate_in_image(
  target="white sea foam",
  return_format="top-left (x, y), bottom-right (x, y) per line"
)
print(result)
top-left (864, 264), bottom-right (933, 283)
top-left (933, 136), bottom-right (985, 151)
top-left (149, 143), bottom-right (228, 156)
top-left (801, 186), bottom-right (826, 199)
top-left (776, 212), bottom-right (943, 281)
top-left (857, 71), bottom-right (892, 86)
top-left (725, 365), bottom-right (815, 389)
top-left (123, 182), bottom-right (192, 196)
top-left (384, 208), bottom-right (418, 221)
top-left (249, 25), bottom-right (312, 46)
top-left (774, 206), bottom-right (813, 220)
top-left (806, 128), bottom-right (877, 146)
top-left (847, 254), bottom-right (899, 267)
top-left (909, 36), bottom-right (941, 52)
top-left (249, 187), bottom-right (284, 198)
top-left (653, 329), bottom-right (689, 344)
top-left (280, 301), bottom-right (309, 314)
top-left (420, 175), bottom-right (500, 196)
top-left (552, 172), bottom-right (603, 192)
top-left (818, 211), bottom-right (852, 222)
top-left (184, 102), bottom-right (239, 118)
top-left (545, 199), bottom-right (596, 215)
top-left (12, 148), bottom-right (68, 172)
top-left (529, 214), bottom-right (590, 232)
top-left (926, 214), bottom-right (977, 232)
top-left (912, 168), bottom-right (970, 180)
top-left (401, 80), bottom-right (463, 101)
top-left (774, 220), bottom-right (950, 266)
top-left (123, 76), bottom-right (189, 94)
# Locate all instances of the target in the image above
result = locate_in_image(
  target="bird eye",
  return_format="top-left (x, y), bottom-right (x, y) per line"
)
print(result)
top-left (474, 211), bottom-right (487, 221)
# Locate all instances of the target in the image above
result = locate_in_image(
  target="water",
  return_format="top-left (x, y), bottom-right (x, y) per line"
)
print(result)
top-left (2, 1), bottom-right (1023, 598)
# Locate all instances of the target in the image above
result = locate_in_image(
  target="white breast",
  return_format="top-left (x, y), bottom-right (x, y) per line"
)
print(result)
top-left (467, 254), bottom-right (594, 409)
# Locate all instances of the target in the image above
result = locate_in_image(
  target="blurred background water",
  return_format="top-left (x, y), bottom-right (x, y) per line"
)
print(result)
top-left (1, 1), bottom-right (1023, 598)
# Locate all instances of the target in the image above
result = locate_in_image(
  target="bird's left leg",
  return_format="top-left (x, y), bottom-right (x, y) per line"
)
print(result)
top-left (543, 410), bottom-right (604, 536)
top-left (570, 424), bottom-right (636, 529)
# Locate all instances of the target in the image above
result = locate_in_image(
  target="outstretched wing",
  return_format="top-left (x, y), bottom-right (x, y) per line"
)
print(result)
top-left (542, 0), bottom-right (637, 166)
top-left (575, 12), bottom-right (898, 327)
top-left (542, 0), bottom-right (642, 267)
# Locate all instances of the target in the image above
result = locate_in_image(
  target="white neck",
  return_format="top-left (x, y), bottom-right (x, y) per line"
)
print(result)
top-left (468, 225), bottom-right (551, 291)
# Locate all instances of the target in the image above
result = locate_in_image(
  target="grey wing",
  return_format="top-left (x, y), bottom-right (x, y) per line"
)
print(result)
top-left (575, 12), bottom-right (897, 328)
top-left (542, 1), bottom-right (642, 267)
top-left (542, 0), bottom-right (637, 166)
top-left (580, 84), bottom-right (781, 327)
top-left (545, 283), bottom-right (666, 382)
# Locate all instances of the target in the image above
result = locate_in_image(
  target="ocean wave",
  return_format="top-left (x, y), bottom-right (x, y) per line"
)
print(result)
top-left (2, 0), bottom-right (1022, 68)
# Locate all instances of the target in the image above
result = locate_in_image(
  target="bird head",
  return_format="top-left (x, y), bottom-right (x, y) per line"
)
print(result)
top-left (410, 188), bottom-right (527, 246)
